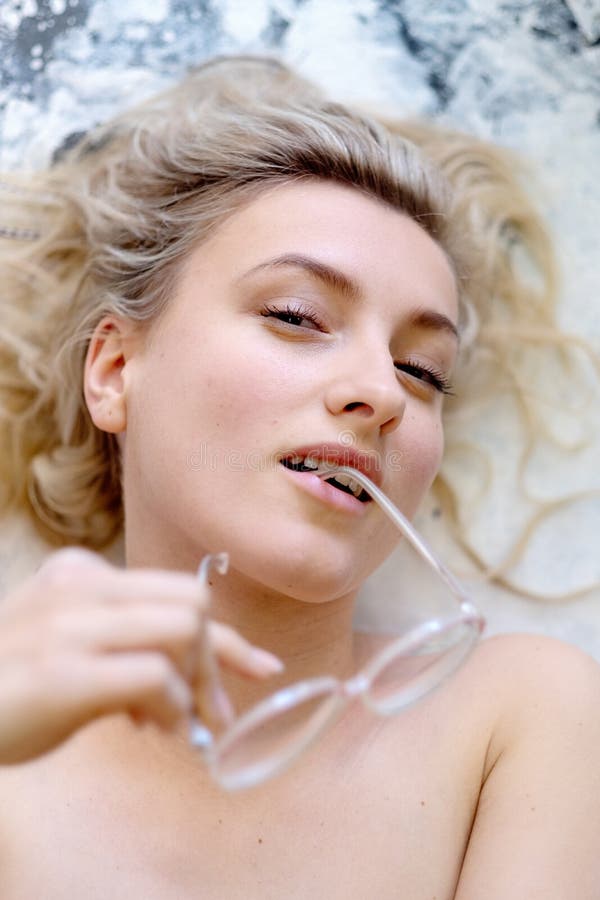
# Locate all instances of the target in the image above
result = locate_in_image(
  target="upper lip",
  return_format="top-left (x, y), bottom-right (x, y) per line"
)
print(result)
top-left (279, 442), bottom-right (384, 489)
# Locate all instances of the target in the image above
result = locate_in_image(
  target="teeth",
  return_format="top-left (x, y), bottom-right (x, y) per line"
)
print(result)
top-left (302, 456), bottom-right (319, 470)
top-left (331, 473), bottom-right (362, 498)
top-left (349, 480), bottom-right (361, 498)
top-left (282, 454), bottom-right (367, 500)
top-left (282, 454), bottom-right (323, 472)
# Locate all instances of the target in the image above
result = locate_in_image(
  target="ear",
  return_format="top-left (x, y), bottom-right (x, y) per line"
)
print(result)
top-left (84, 316), bottom-right (138, 434)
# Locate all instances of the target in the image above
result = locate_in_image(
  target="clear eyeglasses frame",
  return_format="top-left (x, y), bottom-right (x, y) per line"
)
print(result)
top-left (189, 466), bottom-right (485, 791)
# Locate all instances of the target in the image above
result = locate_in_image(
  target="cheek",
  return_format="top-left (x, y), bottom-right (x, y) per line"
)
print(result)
top-left (184, 334), bottom-right (314, 437)
top-left (126, 335), bottom-right (303, 468)
top-left (411, 415), bottom-right (444, 481)
top-left (422, 416), bottom-right (445, 478)
top-left (389, 413), bottom-right (444, 513)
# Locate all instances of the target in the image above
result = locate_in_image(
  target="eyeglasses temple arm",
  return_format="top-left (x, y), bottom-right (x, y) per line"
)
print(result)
top-left (317, 466), bottom-right (478, 615)
top-left (189, 552), bottom-right (231, 750)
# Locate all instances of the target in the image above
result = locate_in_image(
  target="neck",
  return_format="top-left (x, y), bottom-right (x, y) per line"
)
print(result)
top-left (126, 540), bottom-right (360, 719)
top-left (201, 562), bottom-right (359, 716)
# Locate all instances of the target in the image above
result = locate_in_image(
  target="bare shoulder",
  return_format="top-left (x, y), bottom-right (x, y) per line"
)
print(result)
top-left (470, 632), bottom-right (600, 723)
top-left (454, 633), bottom-right (600, 900)
top-left (442, 631), bottom-right (600, 730)
top-left (473, 630), bottom-right (600, 676)
top-left (463, 633), bottom-right (600, 763)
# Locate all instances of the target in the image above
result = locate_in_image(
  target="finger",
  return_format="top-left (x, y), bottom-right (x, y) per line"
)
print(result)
top-left (0, 650), bottom-right (194, 762)
top-left (48, 604), bottom-right (201, 648)
top-left (36, 546), bottom-right (109, 575)
top-left (190, 620), bottom-right (285, 729)
top-left (1, 547), bottom-right (111, 614)
top-left (193, 670), bottom-right (236, 731)
top-left (49, 604), bottom-right (201, 678)
top-left (43, 602), bottom-right (284, 684)
top-left (66, 652), bottom-right (195, 731)
top-left (192, 616), bottom-right (236, 730)
top-left (207, 621), bottom-right (284, 679)
top-left (99, 568), bottom-right (208, 612)
top-left (34, 557), bottom-right (207, 617)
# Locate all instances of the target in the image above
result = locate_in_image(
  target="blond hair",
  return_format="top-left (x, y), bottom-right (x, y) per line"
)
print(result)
top-left (0, 56), bottom-right (595, 596)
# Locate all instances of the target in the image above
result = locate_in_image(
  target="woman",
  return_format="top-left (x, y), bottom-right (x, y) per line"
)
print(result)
top-left (0, 56), bottom-right (599, 898)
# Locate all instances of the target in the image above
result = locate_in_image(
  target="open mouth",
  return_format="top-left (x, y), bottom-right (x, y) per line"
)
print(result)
top-left (280, 456), bottom-right (372, 503)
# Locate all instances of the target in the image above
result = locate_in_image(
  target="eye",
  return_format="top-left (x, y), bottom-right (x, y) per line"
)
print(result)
top-left (395, 360), bottom-right (454, 396)
top-left (260, 302), bottom-right (325, 331)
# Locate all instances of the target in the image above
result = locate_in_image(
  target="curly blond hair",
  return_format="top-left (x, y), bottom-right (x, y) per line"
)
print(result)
top-left (0, 56), bottom-right (595, 596)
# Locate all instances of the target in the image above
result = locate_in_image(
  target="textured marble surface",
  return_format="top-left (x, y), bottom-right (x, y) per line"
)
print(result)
top-left (1, 1), bottom-right (599, 655)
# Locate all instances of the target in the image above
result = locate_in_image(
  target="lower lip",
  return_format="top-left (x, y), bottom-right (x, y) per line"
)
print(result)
top-left (280, 464), bottom-right (370, 517)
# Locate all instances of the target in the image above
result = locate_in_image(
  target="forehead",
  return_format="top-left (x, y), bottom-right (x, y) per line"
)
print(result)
top-left (179, 180), bottom-right (459, 319)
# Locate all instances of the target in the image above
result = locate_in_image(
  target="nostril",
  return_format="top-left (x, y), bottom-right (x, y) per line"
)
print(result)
top-left (343, 402), bottom-right (373, 415)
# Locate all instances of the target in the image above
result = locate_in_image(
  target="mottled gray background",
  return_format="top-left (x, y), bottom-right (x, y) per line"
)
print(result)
top-left (1, 0), bottom-right (599, 655)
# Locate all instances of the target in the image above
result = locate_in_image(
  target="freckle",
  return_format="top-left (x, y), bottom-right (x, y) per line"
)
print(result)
top-left (530, 807), bottom-right (536, 812)
top-left (218, 819), bottom-right (222, 825)
top-left (258, 837), bottom-right (263, 844)
top-left (420, 800), bottom-right (426, 807)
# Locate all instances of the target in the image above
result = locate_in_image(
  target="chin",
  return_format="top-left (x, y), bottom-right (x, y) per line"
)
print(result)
top-left (230, 534), bottom-right (393, 605)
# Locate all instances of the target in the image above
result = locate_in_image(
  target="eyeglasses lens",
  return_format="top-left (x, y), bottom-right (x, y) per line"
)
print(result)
top-left (365, 620), bottom-right (477, 715)
top-left (212, 683), bottom-right (342, 790)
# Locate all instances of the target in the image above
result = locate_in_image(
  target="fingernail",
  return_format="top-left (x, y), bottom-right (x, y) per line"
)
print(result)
top-left (250, 648), bottom-right (285, 675)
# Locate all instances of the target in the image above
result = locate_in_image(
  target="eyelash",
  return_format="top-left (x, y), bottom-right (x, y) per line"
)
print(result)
top-left (396, 360), bottom-right (454, 396)
top-left (261, 303), bottom-right (454, 395)
top-left (261, 302), bottom-right (325, 331)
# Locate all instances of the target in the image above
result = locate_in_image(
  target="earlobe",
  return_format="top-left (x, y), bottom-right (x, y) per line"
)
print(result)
top-left (84, 316), bottom-right (135, 434)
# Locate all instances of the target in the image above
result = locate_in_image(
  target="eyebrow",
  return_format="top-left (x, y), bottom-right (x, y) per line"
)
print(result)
top-left (241, 253), bottom-right (360, 302)
top-left (241, 252), bottom-right (459, 341)
top-left (409, 308), bottom-right (459, 341)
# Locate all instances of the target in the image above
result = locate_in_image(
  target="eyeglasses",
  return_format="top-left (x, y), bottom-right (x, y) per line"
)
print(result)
top-left (189, 466), bottom-right (485, 791)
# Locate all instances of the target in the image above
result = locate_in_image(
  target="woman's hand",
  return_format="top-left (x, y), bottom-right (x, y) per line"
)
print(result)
top-left (0, 547), bottom-right (282, 765)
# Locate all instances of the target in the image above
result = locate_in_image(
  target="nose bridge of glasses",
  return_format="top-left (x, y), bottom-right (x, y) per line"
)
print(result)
top-left (342, 671), bottom-right (371, 699)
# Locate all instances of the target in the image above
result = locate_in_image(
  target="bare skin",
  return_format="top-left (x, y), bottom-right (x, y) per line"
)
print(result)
top-left (1, 182), bottom-right (600, 897)
top-left (0, 582), bottom-right (599, 900)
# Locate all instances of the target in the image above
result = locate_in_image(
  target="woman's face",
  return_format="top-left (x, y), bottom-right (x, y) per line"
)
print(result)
top-left (119, 180), bottom-right (459, 601)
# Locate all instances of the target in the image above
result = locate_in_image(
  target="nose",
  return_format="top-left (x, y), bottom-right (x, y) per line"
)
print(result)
top-left (324, 349), bottom-right (406, 437)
